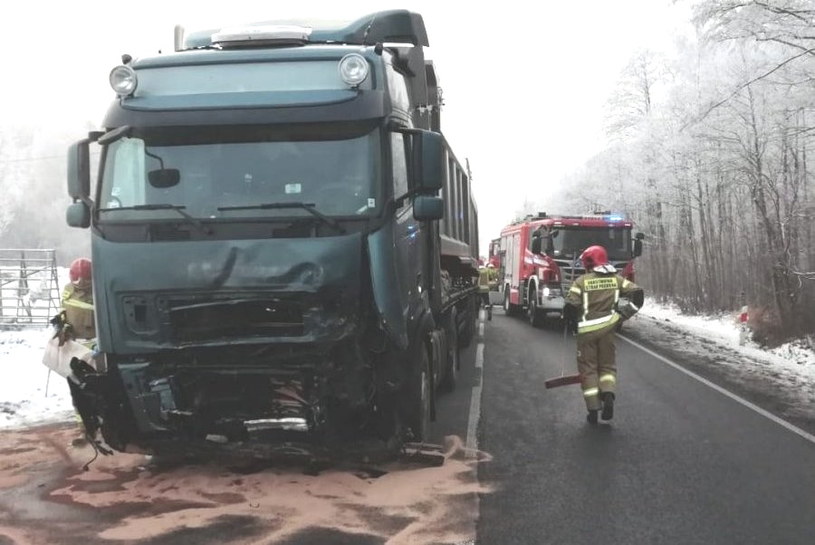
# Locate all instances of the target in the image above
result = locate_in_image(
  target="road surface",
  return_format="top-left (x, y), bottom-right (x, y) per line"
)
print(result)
top-left (1, 308), bottom-right (814, 544)
top-left (476, 309), bottom-right (815, 544)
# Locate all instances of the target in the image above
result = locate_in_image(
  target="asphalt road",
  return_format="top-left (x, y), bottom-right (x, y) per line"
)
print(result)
top-left (476, 308), bottom-right (815, 544)
top-left (3, 308), bottom-right (815, 544)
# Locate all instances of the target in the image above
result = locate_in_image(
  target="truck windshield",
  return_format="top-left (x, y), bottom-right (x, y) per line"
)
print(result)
top-left (552, 227), bottom-right (632, 260)
top-left (97, 123), bottom-right (381, 221)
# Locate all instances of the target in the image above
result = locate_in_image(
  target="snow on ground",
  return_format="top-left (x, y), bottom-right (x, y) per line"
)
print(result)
top-left (0, 328), bottom-right (75, 429)
top-left (1, 266), bottom-right (75, 429)
top-left (627, 297), bottom-right (815, 425)
top-left (636, 297), bottom-right (815, 375)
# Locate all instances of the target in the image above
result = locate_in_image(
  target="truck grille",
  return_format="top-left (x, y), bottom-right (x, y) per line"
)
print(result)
top-left (169, 297), bottom-right (304, 342)
top-left (554, 259), bottom-right (629, 290)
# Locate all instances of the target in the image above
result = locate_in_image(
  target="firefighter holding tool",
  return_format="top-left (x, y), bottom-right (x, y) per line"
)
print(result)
top-left (563, 245), bottom-right (644, 424)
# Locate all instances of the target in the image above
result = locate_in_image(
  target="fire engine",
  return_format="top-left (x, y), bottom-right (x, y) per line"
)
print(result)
top-left (494, 212), bottom-right (644, 326)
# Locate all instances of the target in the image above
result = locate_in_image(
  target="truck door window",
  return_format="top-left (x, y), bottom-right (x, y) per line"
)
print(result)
top-left (102, 138), bottom-right (147, 208)
top-left (391, 133), bottom-right (409, 202)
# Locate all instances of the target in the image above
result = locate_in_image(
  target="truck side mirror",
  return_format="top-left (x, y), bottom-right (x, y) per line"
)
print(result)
top-left (67, 140), bottom-right (91, 200)
top-left (545, 236), bottom-right (555, 255)
top-left (416, 130), bottom-right (443, 193)
top-left (148, 168), bottom-right (181, 188)
top-left (66, 201), bottom-right (91, 228)
top-left (634, 232), bottom-right (644, 257)
top-left (531, 236), bottom-right (542, 255)
top-left (413, 195), bottom-right (443, 221)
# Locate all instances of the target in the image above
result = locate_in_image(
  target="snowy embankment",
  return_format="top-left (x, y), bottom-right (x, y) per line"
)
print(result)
top-left (627, 298), bottom-right (815, 424)
top-left (1, 297), bottom-right (813, 431)
top-left (635, 298), bottom-right (815, 373)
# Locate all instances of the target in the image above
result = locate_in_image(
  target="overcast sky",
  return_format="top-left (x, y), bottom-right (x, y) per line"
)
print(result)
top-left (2, 0), bottom-right (691, 255)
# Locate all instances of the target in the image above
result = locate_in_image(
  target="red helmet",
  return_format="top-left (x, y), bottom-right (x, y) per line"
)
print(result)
top-left (580, 246), bottom-right (609, 271)
top-left (69, 258), bottom-right (92, 285)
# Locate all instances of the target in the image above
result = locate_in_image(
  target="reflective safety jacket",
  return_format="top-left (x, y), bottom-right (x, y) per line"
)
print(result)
top-left (478, 268), bottom-right (491, 294)
top-left (565, 272), bottom-right (642, 335)
top-left (62, 283), bottom-right (95, 339)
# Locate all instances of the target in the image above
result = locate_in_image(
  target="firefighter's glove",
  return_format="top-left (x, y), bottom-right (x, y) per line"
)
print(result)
top-left (55, 322), bottom-right (75, 347)
top-left (562, 305), bottom-right (579, 334)
top-left (50, 311), bottom-right (67, 330)
top-left (631, 289), bottom-right (644, 308)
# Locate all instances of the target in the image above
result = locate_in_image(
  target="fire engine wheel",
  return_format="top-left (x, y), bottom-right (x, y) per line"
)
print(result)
top-left (527, 288), bottom-right (544, 328)
top-left (503, 286), bottom-right (517, 316)
top-left (404, 343), bottom-right (432, 442)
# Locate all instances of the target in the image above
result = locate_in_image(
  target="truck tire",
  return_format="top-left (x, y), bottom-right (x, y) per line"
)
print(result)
top-left (503, 286), bottom-right (517, 316)
top-left (404, 343), bottom-right (432, 442)
top-left (527, 287), bottom-right (544, 328)
top-left (458, 297), bottom-right (476, 348)
top-left (440, 311), bottom-right (459, 392)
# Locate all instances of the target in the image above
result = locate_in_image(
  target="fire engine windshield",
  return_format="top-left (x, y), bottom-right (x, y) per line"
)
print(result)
top-left (552, 227), bottom-right (632, 260)
top-left (97, 122), bottom-right (381, 221)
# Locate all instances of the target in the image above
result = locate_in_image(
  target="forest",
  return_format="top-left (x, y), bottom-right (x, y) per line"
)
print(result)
top-left (553, 0), bottom-right (815, 343)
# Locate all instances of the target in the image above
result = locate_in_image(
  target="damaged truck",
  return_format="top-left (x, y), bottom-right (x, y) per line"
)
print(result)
top-left (64, 10), bottom-right (480, 457)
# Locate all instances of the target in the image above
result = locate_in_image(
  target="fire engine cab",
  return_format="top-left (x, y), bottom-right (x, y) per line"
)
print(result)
top-left (493, 212), bottom-right (644, 326)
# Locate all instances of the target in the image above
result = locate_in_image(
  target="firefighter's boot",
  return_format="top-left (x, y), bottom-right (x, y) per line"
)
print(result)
top-left (586, 410), bottom-right (599, 425)
top-left (601, 392), bottom-right (615, 421)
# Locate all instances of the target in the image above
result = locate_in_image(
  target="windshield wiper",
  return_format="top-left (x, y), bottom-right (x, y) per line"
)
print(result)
top-left (98, 204), bottom-right (211, 235)
top-left (217, 202), bottom-right (346, 234)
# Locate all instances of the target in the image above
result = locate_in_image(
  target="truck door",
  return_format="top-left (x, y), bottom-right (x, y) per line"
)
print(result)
top-left (503, 235), bottom-right (513, 293)
top-left (511, 233), bottom-right (520, 299)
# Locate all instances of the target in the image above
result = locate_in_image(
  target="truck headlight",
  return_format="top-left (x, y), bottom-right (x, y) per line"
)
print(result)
top-left (110, 65), bottom-right (138, 97)
top-left (339, 54), bottom-right (369, 87)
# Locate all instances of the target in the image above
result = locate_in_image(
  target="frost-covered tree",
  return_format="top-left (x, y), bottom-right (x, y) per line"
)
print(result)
top-left (556, 0), bottom-right (815, 341)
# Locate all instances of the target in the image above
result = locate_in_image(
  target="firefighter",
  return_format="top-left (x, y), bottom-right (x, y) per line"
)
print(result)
top-left (478, 265), bottom-right (493, 320)
top-left (563, 245), bottom-right (643, 424)
top-left (59, 258), bottom-right (96, 447)
top-left (59, 258), bottom-right (95, 343)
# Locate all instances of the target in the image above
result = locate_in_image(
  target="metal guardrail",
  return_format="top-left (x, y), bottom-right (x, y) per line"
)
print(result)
top-left (0, 249), bottom-right (61, 328)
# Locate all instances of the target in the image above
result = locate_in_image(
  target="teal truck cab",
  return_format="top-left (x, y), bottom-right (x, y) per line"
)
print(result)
top-left (65, 11), bottom-right (480, 457)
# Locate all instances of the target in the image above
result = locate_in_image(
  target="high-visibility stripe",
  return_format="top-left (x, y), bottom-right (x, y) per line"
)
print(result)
top-left (599, 374), bottom-right (616, 384)
top-left (578, 313), bottom-right (620, 333)
top-left (64, 299), bottom-right (94, 311)
top-left (583, 387), bottom-right (599, 397)
top-left (579, 313), bottom-right (616, 327)
top-left (614, 289), bottom-right (620, 304)
top-left (582, 292), bottom-right (589, 322)
top-left (569, 285), bottom-right (582, 295)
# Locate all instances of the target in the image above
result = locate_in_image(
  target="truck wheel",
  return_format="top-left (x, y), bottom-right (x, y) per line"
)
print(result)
top-left (503, 286), bottom-right (517, 316)
top-left (440, 312), bottom-right (459, 393)
top-left (404, 344), bottom-right (432, 442)
top-left (459, 297), bottom-right (476, 348)
top-left (527, 288), bottom-right (543, 328)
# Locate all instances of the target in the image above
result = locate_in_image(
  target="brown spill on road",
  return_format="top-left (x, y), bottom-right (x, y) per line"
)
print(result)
top-left (0, 424), bottom-right (492, 545)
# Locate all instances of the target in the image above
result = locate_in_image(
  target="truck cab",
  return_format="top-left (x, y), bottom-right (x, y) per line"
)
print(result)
top-left (64, 11), bottom-right (479, 457)
top-left (498, 213), bottom-right (643, 326)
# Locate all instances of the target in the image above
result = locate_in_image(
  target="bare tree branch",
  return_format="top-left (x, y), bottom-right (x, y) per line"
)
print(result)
top-left (682, 46), bottom-right (815, 131)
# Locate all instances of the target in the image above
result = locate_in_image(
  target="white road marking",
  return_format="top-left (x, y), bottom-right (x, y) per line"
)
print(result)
top-left (466, 312), bottom-right (486, 457)
top-left (465, 384), bottom-right (483, 457)
top-left (620, 334), bottom-right (815, 446)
